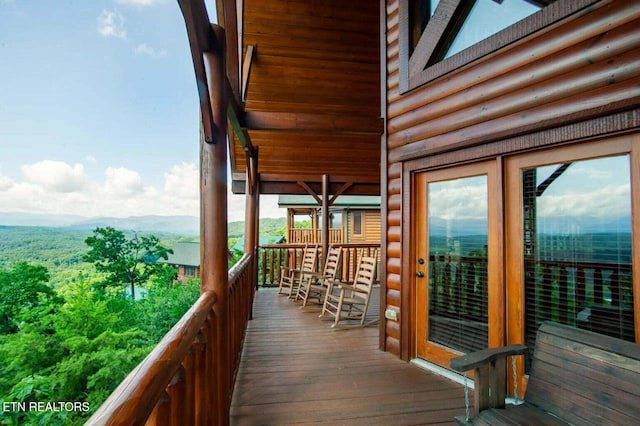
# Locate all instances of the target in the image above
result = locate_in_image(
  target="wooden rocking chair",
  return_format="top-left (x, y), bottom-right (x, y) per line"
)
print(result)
top-left (277, 245), bottom-right (318, 298)
top-left (320, 250), bottom-right (378, 328)
top-left (296, 246), bottom-right (342, 309)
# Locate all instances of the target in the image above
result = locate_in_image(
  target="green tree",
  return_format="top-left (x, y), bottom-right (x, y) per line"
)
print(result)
top-left (0, 280), bottom-right (151, 425)
top-left (0, 262), bottom-right (60, 334)
top-left (83, 227), bottom-right (173, 299)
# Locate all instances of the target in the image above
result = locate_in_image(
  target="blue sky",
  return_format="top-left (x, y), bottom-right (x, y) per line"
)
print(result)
top-left (0, 0), bottom-right (281, 221)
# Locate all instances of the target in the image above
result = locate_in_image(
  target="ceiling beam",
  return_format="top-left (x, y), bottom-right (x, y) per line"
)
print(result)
top-left (242, 45), bottom-right (255, 102)
top-left (329, 182), bottom-right (353, 205)
top-left (177, 0), bottom-right (219, 143)
top-left (243, 111), bottom-right (384, 135)
top-left (216, 0), bottom-right (242, 106)
top-left (226, 80), bottom-right (255, 156)
top-left (297, 181), bottom-right (322, 205)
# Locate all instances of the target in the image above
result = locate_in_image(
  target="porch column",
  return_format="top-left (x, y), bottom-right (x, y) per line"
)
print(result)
top-left (321, 174), bottom-right (329, 263)
top-left (201, 24), bottom-right (230, 426)
top-left (244, 149), bottom-right (259, 293)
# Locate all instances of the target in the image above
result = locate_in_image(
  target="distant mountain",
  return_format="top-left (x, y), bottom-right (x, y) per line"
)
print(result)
top-left (70, 215), bottom-right (200, 234)
top-left (0, 212), bottom-right (199, 234)
top-left (0, 212), bottom-right (286, 236)
top-left (0, 212), bottom-right (86, 227)
top-left (428, 215), bottom-right (631, 237)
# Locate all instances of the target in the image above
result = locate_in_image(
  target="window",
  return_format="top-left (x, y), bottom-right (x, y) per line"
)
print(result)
top-left (352, 211), bottom-right (363, 235)
top-left (521, 155), bottom-right (634, 369)
top-left (184, 265), bottom-right (197, 277)
top-left (505, 137), bottom-right (639, 379)
top-left (399, 0), bottom-right (590, 92)
top-left (428, 175), bottom-right (489, 353)
top-left (415, 160), bottom-right (501, 366)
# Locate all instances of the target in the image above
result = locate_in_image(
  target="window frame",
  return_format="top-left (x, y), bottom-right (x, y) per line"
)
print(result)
top-left (398, 0), bottom-right (597, 93)
top-left (352, 211), bottom-right (364, 236)
top-left (414, 160), bottom-right (504, 367)
top-left (505, 134), bottom-right (640, 387)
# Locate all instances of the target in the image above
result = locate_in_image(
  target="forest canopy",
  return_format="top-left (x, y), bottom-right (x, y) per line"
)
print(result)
top-left (0, 227), bottom-right (200, 425)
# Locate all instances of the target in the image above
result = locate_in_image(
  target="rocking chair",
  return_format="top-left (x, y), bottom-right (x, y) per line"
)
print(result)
top-left (277, 245), bottom-right (318, 298)
top-left (296, 245), bottom-right (342, 309)
top-left (320, 250), bottom-right (378, 328)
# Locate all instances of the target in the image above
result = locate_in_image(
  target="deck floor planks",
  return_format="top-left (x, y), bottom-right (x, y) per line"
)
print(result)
top-left (230, 288), bottom-right (466, 425)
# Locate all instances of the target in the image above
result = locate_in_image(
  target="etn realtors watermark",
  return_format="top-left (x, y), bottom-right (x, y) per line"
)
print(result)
top-left (2, 401), bottom-right (90, 413)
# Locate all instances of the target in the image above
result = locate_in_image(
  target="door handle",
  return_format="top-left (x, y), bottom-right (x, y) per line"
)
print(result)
top-left (416, 271), bottom-right (424, 278)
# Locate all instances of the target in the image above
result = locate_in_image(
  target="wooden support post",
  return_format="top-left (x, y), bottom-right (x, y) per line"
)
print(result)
top-left (322, 174), bottom-right (330, 264)
top-left (245, 149), bottom-right (260, 296)
top-left (201, 24), bottom-right (230, 426)
top-left (253, 155), bottom-right (260, 292)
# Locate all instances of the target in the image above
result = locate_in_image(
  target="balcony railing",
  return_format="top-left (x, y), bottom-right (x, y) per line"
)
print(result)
top-left (86, 253), bottom-right (255, 425)
top-left (287, 228), bottom-right (343, 244)
top-left (258, 243), bottom-right (380, 286)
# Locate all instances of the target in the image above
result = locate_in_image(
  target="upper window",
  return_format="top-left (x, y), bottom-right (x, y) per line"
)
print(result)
top-left (352, 211), bottom-right (363, 236)
top-left (398, 0), bottom-right (593, 92)
top-left (444, 1), bottom-right (540, 59)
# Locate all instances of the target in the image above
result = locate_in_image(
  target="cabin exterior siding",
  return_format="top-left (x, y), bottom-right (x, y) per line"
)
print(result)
top-left (383, 0), bottom-right (640, 366)
top-left (346, 209), bottom-right (382, 243)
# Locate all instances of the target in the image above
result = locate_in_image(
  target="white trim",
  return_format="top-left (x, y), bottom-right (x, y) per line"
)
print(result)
top-left (410, 358), bottom-right (474, 389)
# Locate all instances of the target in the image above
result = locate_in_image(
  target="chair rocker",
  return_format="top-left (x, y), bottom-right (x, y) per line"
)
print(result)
top-left (320, 250), bottom-right (378, 328)
top-left (277, 245), bottom-right (318, 298)
top-left (296, 246), bottom-right (342, 309)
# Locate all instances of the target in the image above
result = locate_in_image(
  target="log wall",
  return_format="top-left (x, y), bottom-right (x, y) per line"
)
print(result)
top-left (383, 0), bottom-right (640, 358)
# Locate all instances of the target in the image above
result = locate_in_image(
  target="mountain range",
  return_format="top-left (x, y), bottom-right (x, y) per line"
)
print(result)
top-left (0, 212), bottom-right (200, 234)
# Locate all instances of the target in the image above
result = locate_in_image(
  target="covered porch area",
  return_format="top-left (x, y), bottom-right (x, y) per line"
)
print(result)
top-left (231, 288), bottom-right (467, 425)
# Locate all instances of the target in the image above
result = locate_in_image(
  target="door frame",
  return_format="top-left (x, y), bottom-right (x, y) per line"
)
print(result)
top-left (412, 159), bottom-right (505, 367)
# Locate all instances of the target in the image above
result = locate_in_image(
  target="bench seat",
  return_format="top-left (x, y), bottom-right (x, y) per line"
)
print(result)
top-left (450, 321), bottom-right (640, 425)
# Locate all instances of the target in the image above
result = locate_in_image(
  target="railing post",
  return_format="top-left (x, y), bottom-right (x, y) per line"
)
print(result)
top-left (146, 391), bottom-right (170, 426)
top-left (193, 327), bottom-right (211, 425)
top-left (201, 24), bottom-right (230, 425)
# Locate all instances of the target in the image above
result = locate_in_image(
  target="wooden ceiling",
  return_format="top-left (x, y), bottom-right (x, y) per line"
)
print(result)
top-left (226, 0), bottom-right (382, 196)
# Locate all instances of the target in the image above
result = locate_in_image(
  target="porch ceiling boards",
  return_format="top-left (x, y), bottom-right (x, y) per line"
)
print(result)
top-left (228, 0), bottom-right (382, 196)
top-left (230, 288), bottom-right (467, 424)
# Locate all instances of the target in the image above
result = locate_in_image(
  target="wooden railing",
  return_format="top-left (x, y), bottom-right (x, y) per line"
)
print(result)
top-left (531, 259), bottom-right (633, 339)
top-left (86, 254), bottom-right (255, 425)
top-left (258, 243), bottom-right (380, 286)
top-left (287, 228), bottom-right (343, 244)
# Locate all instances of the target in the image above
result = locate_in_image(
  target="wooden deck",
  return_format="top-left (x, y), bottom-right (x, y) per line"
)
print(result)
top-left (230, 287), bottom-right (467, 425)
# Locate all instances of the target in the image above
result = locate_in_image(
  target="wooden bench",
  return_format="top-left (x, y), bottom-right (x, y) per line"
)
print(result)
top-left (450, 321), bottom-right (640, 425)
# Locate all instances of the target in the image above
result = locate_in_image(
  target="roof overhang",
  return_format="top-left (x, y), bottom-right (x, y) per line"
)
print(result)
top-left (215, 0), bottom-right (382, 196)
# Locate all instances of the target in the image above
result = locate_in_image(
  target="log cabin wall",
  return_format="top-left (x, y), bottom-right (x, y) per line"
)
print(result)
top-left (347, 210), bottom-right (382, 243)
top-left (383, 0), bottom-right (640, 359)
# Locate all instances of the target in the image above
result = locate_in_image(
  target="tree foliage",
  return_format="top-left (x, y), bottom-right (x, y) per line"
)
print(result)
top-left (0, 228), bottom-right (200, 425)
top-left (83, 227), bottom-right (173, 299)
top-left (0, 262), bottom-right (60, 334)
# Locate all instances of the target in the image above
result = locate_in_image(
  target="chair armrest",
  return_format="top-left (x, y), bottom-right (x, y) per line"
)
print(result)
top-left (450, 344), bottom-right (527, 417)
top-left (450, 344), bottom-right (528, 372)
top-left (335, 282), bottom-right (369, 295)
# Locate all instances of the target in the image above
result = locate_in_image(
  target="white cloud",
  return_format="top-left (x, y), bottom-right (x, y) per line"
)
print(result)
top-left (0, 160), bottom-right (284, 221)
top-left (0, 173), bottom-right (13, 191)
top-left (164, 163), bottom-right (198, 199)
top-left (537, 184), bottom-right (630, 218)
top-left (429, 179), bottom-right (488, 220)
top-left (97, 10), bottom-right (126, 39)
top-left (134, 43), bottom-right (167, 58)
top-left (103, 167), bottom-right (144, 197)
top-left (21, 160), bottom-right (88, 193)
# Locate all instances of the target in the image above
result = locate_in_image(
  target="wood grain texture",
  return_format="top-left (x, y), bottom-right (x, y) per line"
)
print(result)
top-left (231, 0), bottom-right (382, 194)
top-left (230, 288), bottom-right (466, 425)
